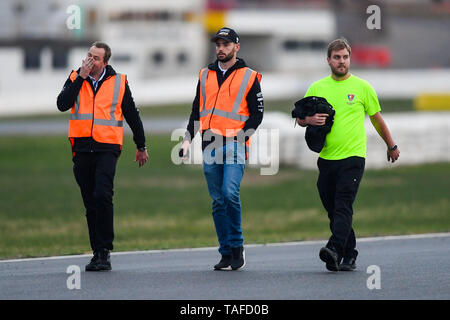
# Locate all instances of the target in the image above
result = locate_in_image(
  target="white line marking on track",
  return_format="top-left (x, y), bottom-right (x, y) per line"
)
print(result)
top-left (1, 232), bottom-right (449, 264)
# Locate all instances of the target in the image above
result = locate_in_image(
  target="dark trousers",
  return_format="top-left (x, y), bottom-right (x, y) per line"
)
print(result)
top-left (73, 152), bottom-right (118, 252)
top-left (317, 156), bottom-right (365, 259)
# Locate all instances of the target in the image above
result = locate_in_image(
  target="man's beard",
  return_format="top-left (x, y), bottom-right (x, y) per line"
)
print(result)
top-left (89, 66), bottom-right (100, 75)
top-left (217, 51), bottom-right (234, 63)
top-left (331, 64), bottom-right (348, 77)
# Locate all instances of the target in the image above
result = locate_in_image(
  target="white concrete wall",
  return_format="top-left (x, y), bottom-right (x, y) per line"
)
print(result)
top-left (2, 69), bottom-right (450, 116)
top-left (248, 111), bottom-right (450, 170)
top-left (179, 111), bottom-right (450, 171)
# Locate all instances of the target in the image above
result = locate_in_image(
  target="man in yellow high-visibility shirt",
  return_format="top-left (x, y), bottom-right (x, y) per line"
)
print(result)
top-left (297, 38), bottom-right (400, 272)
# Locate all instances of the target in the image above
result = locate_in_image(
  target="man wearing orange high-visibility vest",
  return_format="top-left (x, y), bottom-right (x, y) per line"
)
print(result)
top-left (57, 41), bottom-right (148, 271)
top-left (180, 28), bottom-right (264, 271)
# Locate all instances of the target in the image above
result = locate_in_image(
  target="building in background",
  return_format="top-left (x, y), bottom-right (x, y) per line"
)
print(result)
top-left (204, 0), bottom-right (335, 73)
top-left (96, 0), bottom-right (206, 80)
top-left (0, 0), bottom-right (450, 116)
top-left (0, 0), bottom-right (207, 114)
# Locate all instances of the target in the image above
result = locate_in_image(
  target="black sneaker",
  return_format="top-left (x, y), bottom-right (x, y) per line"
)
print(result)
top-left (85, 251), bottom-right (100, 271)
top-left (214, 254), bottom-right (232, 271)
top-left (339, 257), bottom-right (356, 271)
top-left (339, 250), bottom-right (358, 271)
top-left (231, 246), bottom-right (245, 270)
top-left (319, 247), bottom-right (340, 272)
top-left (96, 248), bottom-right (112, 271)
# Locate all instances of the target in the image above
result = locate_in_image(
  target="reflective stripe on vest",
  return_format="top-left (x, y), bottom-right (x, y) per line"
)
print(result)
top-left (68, 70), bottom-right (126, 145)
top-left (198, 67), bottom-right (260, 137)
top-left (199, 67), bottom-right (253, 122)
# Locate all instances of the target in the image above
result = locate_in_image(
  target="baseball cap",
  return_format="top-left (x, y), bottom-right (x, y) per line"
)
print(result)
top-left (211, 27), bottom-right (239, 44)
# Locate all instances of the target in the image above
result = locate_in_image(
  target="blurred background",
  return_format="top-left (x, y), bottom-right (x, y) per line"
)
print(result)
top-left (0, 0), bottom-right (449, 259)
top-left (1, 0), bottom-right (450, 113)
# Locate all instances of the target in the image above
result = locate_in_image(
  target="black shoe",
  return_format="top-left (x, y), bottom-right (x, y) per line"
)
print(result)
top-left (339, 257), bottom-right (357, 271)
top-left (339, 250), bottom-right (358, 271)
top-left (85, 251), bottom-right (100, 271)
top-left (214, 254), bottom-right (232, 271)
top-left (231, 246), bottom-right (246, 270)
top-left (319, 247), bottom-right (340, 272)
top-left (96, 248), bottom-right (112, 271)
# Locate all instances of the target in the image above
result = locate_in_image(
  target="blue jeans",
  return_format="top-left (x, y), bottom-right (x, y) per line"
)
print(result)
top-left (203, 142), bottom-right (245, 256)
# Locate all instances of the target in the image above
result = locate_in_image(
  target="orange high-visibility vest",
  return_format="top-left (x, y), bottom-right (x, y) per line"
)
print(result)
top-left (68, 70), bottom-right (126, 145)
top-left (198, 66), bottom-right (261, 157)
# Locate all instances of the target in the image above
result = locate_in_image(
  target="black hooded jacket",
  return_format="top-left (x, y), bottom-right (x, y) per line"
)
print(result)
top-left (57, 65), bottom-right (146, 153)
top-left (185, 58), bottom-right (264, 151)
top-left (292, 96), bottom-right (335, 153)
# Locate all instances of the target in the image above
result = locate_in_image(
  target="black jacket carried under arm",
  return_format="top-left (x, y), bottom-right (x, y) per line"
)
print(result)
top-left (292, 96), bottom-right (335, 153)
top-left (57, 65), bottom-right (146, 153)
top-left (184, 58), bottom-right (264, 151)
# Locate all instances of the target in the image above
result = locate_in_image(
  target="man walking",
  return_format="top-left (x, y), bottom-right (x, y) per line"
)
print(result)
top-left (180, 27), bottom-right (264, 270)
top-left (57, 41), bottom-right (148, 271)
top-left (297, 38), bottom-right (400, 272)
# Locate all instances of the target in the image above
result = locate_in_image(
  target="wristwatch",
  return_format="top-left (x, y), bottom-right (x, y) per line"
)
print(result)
top-left (138, 146), bottom-right (147, 152)
top-left (389, 145), bottom-right (397, 151)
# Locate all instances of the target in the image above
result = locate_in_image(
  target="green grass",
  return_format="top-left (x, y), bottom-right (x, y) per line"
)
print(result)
top-left (0, 134), bottom-right (448, 259)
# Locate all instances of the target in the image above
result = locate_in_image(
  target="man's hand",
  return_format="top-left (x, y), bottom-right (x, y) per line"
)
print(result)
top-left (297, 113), bottom-right (329, 127)
top-left (79, 57), bottom-right (94, 79)
top-left (135, 149), bottom-right (149, 167)
top-left (387, 146), bottom-right (400, 163)
top-left (180, 140), bottom-right (190, 161)
top-left (307, 113), bottom-right (329, 126)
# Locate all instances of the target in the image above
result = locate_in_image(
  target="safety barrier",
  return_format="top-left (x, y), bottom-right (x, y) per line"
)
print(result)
top-left (248, 111), bottom-right (450, 170)
top-left (414, 93), bottom-right (450, 111)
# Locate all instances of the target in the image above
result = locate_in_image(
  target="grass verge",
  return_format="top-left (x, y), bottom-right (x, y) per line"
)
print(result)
top-left (0, 134), bottom-right (448, 259)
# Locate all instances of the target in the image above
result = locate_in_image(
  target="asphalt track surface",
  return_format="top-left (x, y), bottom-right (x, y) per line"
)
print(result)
top-left (1, 233), bottom-right (449, 300)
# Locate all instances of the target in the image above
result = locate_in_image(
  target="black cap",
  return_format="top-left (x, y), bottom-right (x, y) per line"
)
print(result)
top-left (211, 27), bottom-right (239, 44)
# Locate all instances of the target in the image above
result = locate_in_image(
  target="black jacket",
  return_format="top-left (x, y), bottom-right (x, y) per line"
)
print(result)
top-left (184, 58), bottom-right (264, 151)
top-left (292, 96), bottom-right (335, 153)
top-left (57, 65), bottom-right (146, 153)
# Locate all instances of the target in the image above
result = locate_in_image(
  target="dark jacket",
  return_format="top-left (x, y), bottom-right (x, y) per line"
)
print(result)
top-left (184, 58), bottom-right (264, 151)
top-left (292, 96), bottom-right (335, 153)
top-left (57, 65), bottom-right (146, 153)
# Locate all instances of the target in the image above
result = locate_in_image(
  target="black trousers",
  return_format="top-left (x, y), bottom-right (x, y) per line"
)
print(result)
top-left (317, 156), bottom-right (365, 259)
top-left (73, 152), bottom-right (118, 252)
